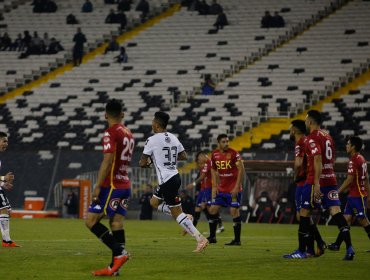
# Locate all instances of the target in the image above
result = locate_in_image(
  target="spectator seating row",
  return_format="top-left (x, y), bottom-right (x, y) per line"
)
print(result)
top-left (0, 0), bottom-right (170, 92)
top-left (0, 0), bottom-right (340, 153)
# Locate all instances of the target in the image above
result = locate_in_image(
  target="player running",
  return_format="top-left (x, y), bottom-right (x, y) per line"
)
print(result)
top-left (139, 111), bottom-right (208, 253)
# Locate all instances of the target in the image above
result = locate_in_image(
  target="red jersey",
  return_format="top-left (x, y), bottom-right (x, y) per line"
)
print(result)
top-left (305, 129), bottom-right (337, 187)
top-left (200, 159), bottom-right (212, 190)
top-left (102, 123), bottom-right (134, 189)
top-left (211, 148), bottom-right (242, 193)
top-left (347, 153), bottom-right (368, 197)
top-left (295, 136), bottom-right (307, 187)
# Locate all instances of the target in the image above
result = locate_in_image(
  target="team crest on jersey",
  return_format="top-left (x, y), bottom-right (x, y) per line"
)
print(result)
top-left (103, 137), bottom-right (110, 143)
top-left (328, 190), bottom-right (339, 200)
top-left (165, 136), bottom-right (171, 143)
top-left (226, 153), bottom-right (231, 159)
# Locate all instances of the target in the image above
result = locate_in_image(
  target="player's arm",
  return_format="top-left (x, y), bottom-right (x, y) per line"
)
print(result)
top-left (313, 154), bottom-right (322, 198)
top-left (139, 154), bottom-right (152, 168)
top-left (231, 159), bottom-right (245, 197)
top-left (186, 172), bottom-right (206, 190)
top-left (293, 156), bottom-right (303, 182)
top-left (338, 174), bottom-right (354, 194)
top-left (177, 150), bottom-right (187, 160)
top-left (211, 167), bottom-right (218, 199)
top-left (364, 172), bottom-right (370, 202)
top-left (92, 153), bottom-right (114, 201)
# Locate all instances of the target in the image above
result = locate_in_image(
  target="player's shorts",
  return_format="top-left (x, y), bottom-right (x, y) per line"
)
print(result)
top-left (344, 196), bottom-right (367, 218)
top-left (196, 188), bottom-right (212, 207)
top-left (301, 184), bottom-right (340, 210)
top-left (88, 187), bottom-right (131, 217)
top-left (0, 189), bottom-right (11, 210)
top-left (212, 192), bottom-right (242, 208)
top-left (295, 186), bottom-right (304, 212)
top-left (153, 173), bottom-right (181, 207)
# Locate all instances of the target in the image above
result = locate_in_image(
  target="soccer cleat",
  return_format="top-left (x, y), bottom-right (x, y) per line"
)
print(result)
top-left (327, 243), bottom-right (340, 251)
top-left (283, 250), bottom-right (308, 259)
top-left (343, 246), bottom-right (355, 261)
top-left (225, 240), bottom-right (241, 246)
top-left (316, 241), bottom-right (327, 257)
top-left (111, 253), bottom-right (129, 274)
top-left (92, 267), bottom-right (113, 276)
top-left (2, 240), bottom-right (21, 247)
top-left (206, 236), bottom-right (217, 244)
top-left (216, 226), bottom-right (225, 234)
top-left (193, 237), bottom-right (209, 253)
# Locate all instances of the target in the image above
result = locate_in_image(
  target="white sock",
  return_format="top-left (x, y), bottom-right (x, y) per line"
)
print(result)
top-left (158, 203), bottom-right (172, 216)
top-left (0, 214), bottom-right (11, 242)
top-left (176, 213), bottom-right (202, 241)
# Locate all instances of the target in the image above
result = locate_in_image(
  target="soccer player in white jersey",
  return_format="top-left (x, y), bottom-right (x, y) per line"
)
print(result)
top-left (0, 131), bottom-right (20, 247)
top-left (139, 111), bottom-right (209, 253)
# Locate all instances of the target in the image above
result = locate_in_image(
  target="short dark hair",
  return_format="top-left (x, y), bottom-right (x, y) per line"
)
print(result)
top-left (105, 99), bottom-right (122, 118)
top-left (349, 136), bottom-right (363, 152)
top-left (195, 151), bottom-right (206, 161)
top-left (0, 131), bottom-right (7, 138)
top-left (154, 111), bottom-right (169, 128)
top-left (307, 110), bottom-right (322, 125)
top-left (217, 134), bottom-right (228, 142)
top-left (291, 120), bottom-right (306, 134)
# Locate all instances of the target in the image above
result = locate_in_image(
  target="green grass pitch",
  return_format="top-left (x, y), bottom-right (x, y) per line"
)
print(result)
top-left (1, 218), bottom-right (369, 280)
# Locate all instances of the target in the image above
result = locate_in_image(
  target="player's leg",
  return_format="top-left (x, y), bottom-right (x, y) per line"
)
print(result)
top-left (208, 203), bottom-right (221, 243)
top-left (225, 192), bottom-right (242, 245)
top-left (0, 191), bottom-right (20, 247)
top-left (151, 186), bottom-right (171, 216)
top-left (310, 218), bottom-right (326, 256)
top-left (330, 206), bottom-right (354, 260)
top-left (323, 186), bottom-right (354, 260)
top-left (193, 190), bottom-right (204, 227)
top-left (328, 213), bottom-right (351, 251)
top-left (162, 174), bottom-right (208, 252)
top-left (225, 207), bottom-right (241, 246)
top-left (284, 184), bottom-right (314, 258)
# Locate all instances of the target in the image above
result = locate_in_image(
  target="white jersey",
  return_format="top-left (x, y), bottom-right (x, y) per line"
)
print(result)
top-left (143, 132), bottom-right (185, 185)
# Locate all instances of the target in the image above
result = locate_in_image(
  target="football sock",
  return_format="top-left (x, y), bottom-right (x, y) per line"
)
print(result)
top-left (298, 216), bottom-right (312, 253)
top-left (203, 208), bottom-right (210, 220)
top-left (0, 214), bottom-right (11, 242)
top-left (233, 216), bottom-right (241, 242)
top-left (218, 214), bottom-right (224, 228)
top-left (158, 203), bottom-right (172, 216)
top-left (208, 214), bottom-right (218, 238)
top-left (334, 231), bottom-right (344, 246)
top-left (364, 224), bottom-right (370, 239)
top-left (332, 213), bottom-right (352, 249)
top-left (311, 223), bottom-right (324, 245)
top-left (193, 211), bottom-right (201, 227)
top-left (112, 229), bottom-right (125, 248)
top-left (176, 213), bottom-right (202, 241)
top-left (91, 222), bottom-right (121, 255)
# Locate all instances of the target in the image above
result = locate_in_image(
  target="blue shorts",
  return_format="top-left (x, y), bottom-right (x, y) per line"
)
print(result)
top-left (295, 186), bottom-right (304, 212)
top-left (344, 196), bottom-right (367, 218)
top-left (196, 188), bottom-right (212, 207)
top-left (88, 187), bottom-right (131, 217)
top-left (301, 184), bottom-right (340, 210)
top-left (212, 192), bottom-right (242, 208)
